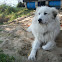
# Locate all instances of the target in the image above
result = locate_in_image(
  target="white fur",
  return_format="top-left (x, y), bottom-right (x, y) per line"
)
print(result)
top-left (27, 6), bottom-right (60, 60)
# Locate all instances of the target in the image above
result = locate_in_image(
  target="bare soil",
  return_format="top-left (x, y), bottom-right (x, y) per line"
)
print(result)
top-left (0, 13), bottom-right (62, 62)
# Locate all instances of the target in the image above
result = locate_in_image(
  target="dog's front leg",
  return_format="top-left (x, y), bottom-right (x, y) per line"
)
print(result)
top-left (42, 41), bottom-right (56, 50)
top-left (28, 39), bottom-right (40, 60)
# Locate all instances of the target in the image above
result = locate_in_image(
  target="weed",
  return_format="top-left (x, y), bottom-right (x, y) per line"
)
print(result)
top-left (0, 53), bottom-right (15, 62)
top-left (0, 4), bottom-right (33, 23)
top-left (0, 40), bottom-right (3, 44)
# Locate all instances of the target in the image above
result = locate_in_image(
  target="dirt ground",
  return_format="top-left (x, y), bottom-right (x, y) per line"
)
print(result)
top-left (0, 12), bottom-right (62, 62)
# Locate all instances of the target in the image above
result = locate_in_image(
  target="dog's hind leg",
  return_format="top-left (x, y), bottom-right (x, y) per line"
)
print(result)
top-left (42, 41), bottom-right (56, 50)
top-left (28, 38), bottom-right (40, 60)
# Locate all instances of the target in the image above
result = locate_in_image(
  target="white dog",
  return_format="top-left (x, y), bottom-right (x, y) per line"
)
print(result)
top-left (27, 6), bottom-right (60, 60)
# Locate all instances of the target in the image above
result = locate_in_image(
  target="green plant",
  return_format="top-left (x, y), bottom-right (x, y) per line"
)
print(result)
top-left (0, 40), bottom-right (3, 44)
top-left (0, 4), bottom-right (18, 14)
top-left (0, 4), bottom-right (33, 23)
top-left (0, 29), bottom-right (2, 32)
top-left (0, 53), bottom-right (15, 62)
top-left (17, 2), bottom-right (25, 7)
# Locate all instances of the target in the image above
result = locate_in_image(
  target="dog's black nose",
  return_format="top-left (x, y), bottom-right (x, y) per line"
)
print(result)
top-left (38, 19), bottom-right (42, 23)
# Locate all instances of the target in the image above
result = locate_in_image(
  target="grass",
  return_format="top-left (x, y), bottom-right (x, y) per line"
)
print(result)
top-left (0, 29), bottom-right (3, 32)
top-left (0, 4), bottom-right (33, 23)
top-left (0, 49), bottom-right (15, 62)
top-left (0, 53), bottom-right (15, 62)
top-left (0, 40), bottom-right (3, 44)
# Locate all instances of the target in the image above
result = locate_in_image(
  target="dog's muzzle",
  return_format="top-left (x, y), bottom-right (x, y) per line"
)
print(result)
top-left (38, 19), bottom-right (42, 23)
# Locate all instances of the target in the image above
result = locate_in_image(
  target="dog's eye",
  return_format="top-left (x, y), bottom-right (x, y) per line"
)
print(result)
top-left (39, 13), bottom-right (40, 15)
top-left (44, 12), bottom-right (47, 15)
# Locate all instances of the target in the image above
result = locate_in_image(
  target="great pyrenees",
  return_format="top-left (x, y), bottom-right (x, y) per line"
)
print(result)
top-left (27, 6), bottom-right (60, 60)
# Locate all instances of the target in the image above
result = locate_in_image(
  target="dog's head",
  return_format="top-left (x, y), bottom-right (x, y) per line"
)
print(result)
top-left (35, 6), bottom-right (58, 24)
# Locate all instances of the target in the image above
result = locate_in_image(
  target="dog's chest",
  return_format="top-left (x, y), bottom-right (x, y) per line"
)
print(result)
top-left (32, 23), bottom-right (48, 40)
top-left (32, 24), bottom-right (47, 34)
top-left (32, 24), bottom-right (52, 42)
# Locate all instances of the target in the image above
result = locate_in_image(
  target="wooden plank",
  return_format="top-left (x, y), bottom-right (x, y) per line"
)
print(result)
top-left (23, 0), bottom-right (38, 2)
top-left (61, 0), bottom-right (62, 9)
top-left (23, 0), bottom-right (61, 2)
top-left (47, 0), bottom-right (61, 1)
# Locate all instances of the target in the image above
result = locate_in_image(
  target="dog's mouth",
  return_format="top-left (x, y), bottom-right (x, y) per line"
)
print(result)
top-left (39, 21), bottom-right (42, 23)
top-left (38, 21), bottom-right (47, 24)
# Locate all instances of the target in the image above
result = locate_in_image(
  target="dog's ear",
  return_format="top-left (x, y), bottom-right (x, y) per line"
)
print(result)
top-left (51, 7), bottom-right (58, 18)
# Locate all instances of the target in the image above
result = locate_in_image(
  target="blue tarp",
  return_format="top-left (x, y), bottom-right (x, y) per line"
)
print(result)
top-left (49, 1), bottom-right (61, 6)
top-left (27, 2), bottom-right (36, 9)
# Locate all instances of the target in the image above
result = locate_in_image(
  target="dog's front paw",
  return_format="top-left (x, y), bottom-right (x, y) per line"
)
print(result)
top-left (42, 45), bottom-right (51, 50)
top-left (42, 45), bottom-right (48, 50)
top-left (28, 54), bottom-right (36, 60)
